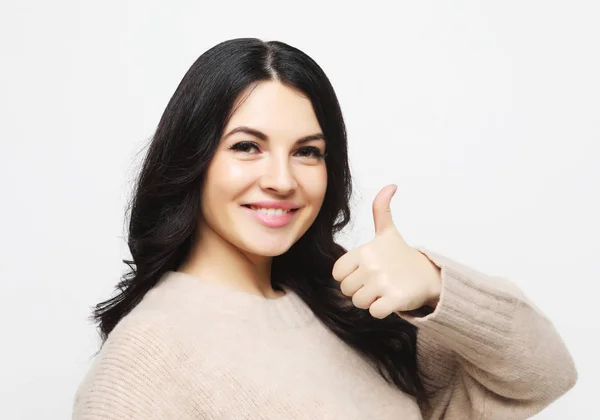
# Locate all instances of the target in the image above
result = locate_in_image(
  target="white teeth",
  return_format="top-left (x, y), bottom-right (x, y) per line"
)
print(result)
top-left (248, 206), bottom-right (291, 216)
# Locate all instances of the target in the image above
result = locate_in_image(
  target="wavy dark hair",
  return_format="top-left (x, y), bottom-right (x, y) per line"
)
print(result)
top-left (90, 37), bottom-right (428, 405)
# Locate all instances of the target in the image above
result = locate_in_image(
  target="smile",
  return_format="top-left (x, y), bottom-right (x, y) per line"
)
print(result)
top-left (248, 205), bottom-right (293, 215)
top-left (241, 205), bottom-right (299, 228)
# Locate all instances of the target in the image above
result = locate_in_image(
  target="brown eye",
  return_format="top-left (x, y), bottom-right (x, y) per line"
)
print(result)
top-left (296, 146), bottom-right (326, 159)
top-left (229, 141), bottom-right (259, 153)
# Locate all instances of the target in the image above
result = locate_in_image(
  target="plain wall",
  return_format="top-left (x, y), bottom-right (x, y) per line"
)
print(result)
top-left (1, 1), bottom-right (597, 418)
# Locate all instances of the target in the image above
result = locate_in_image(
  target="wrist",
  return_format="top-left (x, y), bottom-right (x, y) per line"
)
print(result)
top-left (419, 251), bottom-right (442, 309)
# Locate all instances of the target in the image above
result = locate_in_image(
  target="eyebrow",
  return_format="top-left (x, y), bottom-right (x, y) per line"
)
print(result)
top-left (223, 126), bottom-right (326, 144)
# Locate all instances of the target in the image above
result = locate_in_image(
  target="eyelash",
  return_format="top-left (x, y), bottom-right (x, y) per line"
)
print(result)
top-left (228, 141), bottom-right (327, 160)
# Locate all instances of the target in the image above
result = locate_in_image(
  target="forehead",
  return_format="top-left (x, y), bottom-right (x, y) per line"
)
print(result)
top-left (225, 81), bottom-right (322, 136)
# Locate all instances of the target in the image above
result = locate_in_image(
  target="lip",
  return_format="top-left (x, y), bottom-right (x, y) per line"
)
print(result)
top-left (241, 205), bottom-right (299, 228)
top-left (243, 200), bottom-right (300, 211)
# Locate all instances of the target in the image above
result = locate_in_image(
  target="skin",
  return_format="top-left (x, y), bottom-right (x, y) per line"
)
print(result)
top-left (178, 80), bottom-right (328, 299)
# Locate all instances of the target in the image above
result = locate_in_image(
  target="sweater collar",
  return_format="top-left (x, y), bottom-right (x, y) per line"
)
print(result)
top-left (150, 270), bottom-right (318, 329)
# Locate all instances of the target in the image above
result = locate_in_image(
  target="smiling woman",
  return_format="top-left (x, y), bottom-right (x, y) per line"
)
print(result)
top-left (72, 38), bottom-right (576, 419)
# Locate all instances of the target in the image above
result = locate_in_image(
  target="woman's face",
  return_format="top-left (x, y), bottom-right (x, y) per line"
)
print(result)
top-left (200, 80), bottom-right (328, 258)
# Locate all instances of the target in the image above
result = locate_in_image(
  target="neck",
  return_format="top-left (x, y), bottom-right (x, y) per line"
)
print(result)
top-left (177, 218), bottom-right (284, 299)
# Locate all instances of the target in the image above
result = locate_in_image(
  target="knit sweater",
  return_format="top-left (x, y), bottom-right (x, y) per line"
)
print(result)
top-left (72, 248), bottom-right (577, 419)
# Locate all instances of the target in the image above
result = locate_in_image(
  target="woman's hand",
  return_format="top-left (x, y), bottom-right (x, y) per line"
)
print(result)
top-left (332, 184), bottom-right (442, 319)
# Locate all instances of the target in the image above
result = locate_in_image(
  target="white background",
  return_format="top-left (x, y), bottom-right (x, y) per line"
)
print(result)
top-left (1, 1), bottom-right (598, 419)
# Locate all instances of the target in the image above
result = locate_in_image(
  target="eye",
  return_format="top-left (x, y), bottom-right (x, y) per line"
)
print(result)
top-left (296, 146), bottom-right (327, 160)
top-left (229, 141), bottom-right (260, 154)
top-left (228, 141), bottom-right (327, 160)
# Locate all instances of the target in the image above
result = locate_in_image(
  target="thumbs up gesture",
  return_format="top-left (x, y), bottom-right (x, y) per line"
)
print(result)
top-left (332, 185), bottom-right (443, 319)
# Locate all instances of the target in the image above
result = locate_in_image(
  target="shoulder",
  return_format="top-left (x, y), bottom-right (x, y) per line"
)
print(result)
top-left (84, 294), bottom-right (206, 375)
top-left (72, 310), bottom-right (201, 419)
top-left (101, 309), bottom-right (187, 361)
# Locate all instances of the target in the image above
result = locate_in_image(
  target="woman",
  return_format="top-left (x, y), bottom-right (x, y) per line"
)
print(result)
top-left (72, 38), bottom-right (577, 419)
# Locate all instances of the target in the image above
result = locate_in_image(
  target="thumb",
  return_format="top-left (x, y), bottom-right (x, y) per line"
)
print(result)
top-left (372, 184), bottom-right (398, 235)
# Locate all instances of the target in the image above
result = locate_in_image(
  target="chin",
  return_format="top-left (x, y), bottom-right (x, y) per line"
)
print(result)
top-left (242, 237), bottom-right (296, 258)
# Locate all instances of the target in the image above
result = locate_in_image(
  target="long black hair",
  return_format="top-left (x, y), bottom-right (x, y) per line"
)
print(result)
top-left (91, 37), bottom-right (428, 404)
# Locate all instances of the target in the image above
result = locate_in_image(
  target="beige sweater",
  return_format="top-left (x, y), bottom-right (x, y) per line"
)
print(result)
top-left (72, 248), bottom-right (577, 419)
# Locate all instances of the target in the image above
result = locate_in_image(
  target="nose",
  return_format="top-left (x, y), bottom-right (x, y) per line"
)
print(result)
top-left (258, 153), bottom-right (298, 194)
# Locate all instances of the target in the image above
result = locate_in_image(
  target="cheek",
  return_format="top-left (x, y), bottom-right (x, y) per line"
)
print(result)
top-left (301, 166), bottom-right (328, 204)
top-left (201, 159), bottom-right (242, 217)
top-left (205, 158), bottom-right (255, 196)
top-left (227, 161), bottom-right (254, 182)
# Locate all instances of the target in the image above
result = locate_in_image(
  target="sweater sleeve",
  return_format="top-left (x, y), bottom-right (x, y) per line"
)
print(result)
top-left (397, 247), bottom-right (578, 420)
top-left (72, 314), bottom-right (203, 419)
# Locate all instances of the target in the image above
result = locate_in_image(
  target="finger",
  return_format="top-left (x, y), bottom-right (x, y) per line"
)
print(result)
top-left (331, 247), bottom-right (361, 281)
top-left (368, 296), bottom-right (398, 319)
top-left (372, 184), bottom-right (398, 236)
top-left (351, 281), bottom-right (381, 310)
top-left (339, 269), bottom-right (365, 297)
